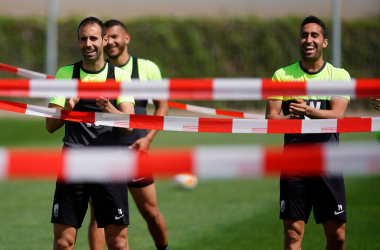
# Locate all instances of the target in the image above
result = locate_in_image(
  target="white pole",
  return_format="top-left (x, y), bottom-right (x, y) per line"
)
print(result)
top-left (45, 0), bottom-right (59, 76)
top-left (332, 0), bottom-right (341, 67)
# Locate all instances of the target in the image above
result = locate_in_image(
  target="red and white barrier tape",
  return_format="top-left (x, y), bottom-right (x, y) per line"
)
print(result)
top-left (0, 143), bottom-right (379, 181)
top-left (1, 99), bottom-right (380, 134)
top-left (0, 78), bottom-right (379, 100)
top-left (167, 101), bottom-right (265, 119)
top-left (0, 63), bottom-right (54, 79)
top-left (0, 63), bottom-right (264, 118)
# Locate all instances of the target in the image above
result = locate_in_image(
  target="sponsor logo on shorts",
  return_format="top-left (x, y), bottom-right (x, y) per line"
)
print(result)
top-left (54, 204), bottom-right (59, 217)
top-left (132, 177), bottom-right (145, 182)
top-left (334, 210), bottom-right (345, 215)
top-left (334, 204), bottom-right (344, 215)
top-left (280, 200), bottom-right (285, 213)
top-left (115, 208), bottom-right (124, 220)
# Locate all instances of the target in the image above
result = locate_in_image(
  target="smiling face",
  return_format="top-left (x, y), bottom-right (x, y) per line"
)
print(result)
top-left (299, 23), bottom-right (328, 62)
top-left (105, 25), bottom-right (130, 59)
top-left (78, 23), bottom-right (108, 62)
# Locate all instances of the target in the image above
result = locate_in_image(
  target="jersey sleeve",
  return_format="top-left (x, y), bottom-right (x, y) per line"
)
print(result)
top-left (146, 60), bottom-right (162, 80)
top-left (49, 68), bottom-right (68, 107)
top-left (267, 69), bottom-right (284, 100)
top-left (116, 68), bottom-right (135, 106)
top-left (333, 68), bottom-right (351, 102)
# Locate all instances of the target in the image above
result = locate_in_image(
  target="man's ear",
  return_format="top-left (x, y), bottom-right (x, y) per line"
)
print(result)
top-left (125, 33), bottom-right (131, 45)
top-left (103, 35), bottom-right (108, 46)
top-left (323, 38), bottom-right (328, 49)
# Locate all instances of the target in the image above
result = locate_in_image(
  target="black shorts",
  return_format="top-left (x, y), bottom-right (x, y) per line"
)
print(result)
top-left (51, 182), bottom-right (129, 228)
top-left (279, 173), bottom-right (347, 224)
top-left (127, 151), bottom-right (154, 188)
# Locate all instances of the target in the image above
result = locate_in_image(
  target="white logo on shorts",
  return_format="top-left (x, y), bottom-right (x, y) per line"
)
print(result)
top-left (280, 200), bottom-right (285, 213)
top-left (115, 208), bottom-right (124, 220)
top-left (54, 204), bottom-right (59, 217)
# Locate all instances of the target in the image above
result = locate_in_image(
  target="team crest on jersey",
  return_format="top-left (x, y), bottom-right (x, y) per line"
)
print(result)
top-left (280, 200), bottom-right (285, 213)
top-left (54, 204), bottom-right (59, 217)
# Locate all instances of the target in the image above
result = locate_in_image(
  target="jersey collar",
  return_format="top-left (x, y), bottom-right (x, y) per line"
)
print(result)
top-left (299, 60), bottom-right (326, 75)
top-left (80, 61), bottom-right (107, 74)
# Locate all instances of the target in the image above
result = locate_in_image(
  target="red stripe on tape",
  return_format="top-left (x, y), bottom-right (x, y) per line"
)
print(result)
top-left (167, 101), bottom-right (187, 110)
top-left (8, 149), bottom-right (62, 179)
top-left (0, 63), bottom-right (18, 74)
top-left (77, 80), bottom-right (121, 98)
top-left (0, 79), bottom-right (30, 97)
top-left (130, 114), bottom-right (164, 130)
top-left (355, 79), bottom-right (380, 98)
top-left (264, 145), bottom-right (324, 176)
top-left (337, 117), bottom-right (372, 132)
top-left (267, 119), bottom-right (302, 134)
top-left (61, 110), bottom-right (96, 124)
top-left (169, 79), bottom-right (213, 99)
top-left (261, 79), bottom-right (307, 98)
top-left (198, 118), bottom-right (233, 133)
top-left (215, 109), bottom-right (245, 118)
top-left (138, 148), bottom-right (193, 177)
top-left (0, 100), bottom-right (27, 114)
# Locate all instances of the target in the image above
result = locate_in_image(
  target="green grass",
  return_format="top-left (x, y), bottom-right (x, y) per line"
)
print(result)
top-left (0, 118), bottom-right (379, 249)
top-left (0, 177), bottom-right (379, 250)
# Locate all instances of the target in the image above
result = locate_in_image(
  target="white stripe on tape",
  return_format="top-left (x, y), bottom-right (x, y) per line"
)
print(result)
top-left (194, 146), bottom-right (265, 179)
top-left (122, 79), bottom-right (170, 100)
top-left (306, 80), bottom-right (356, 97)
top-left (186, 104), bottom-right (217, 115)
top-left (324, 142), bottom-right (380, 175)
top-left (301, 119), bottom-right (337, 134)
top-left (0, 148), bottom-right (8, 180)
top-left (213, 78), bottom-right (262, 100)
top-left (30, 79), bottom-right (78, 98)
top-left (371, 117), bottom-right (380, 132)
top-left (232, 119), bottom-right (268, 133)
top-left (26, 104), bottom-right (62, 119)
top-left (94, 113), bottom-right (130, 128)
top-left (17, 68), bottom-right (48, 79)
top-left (163, 116), bottom-right (199, 132)
top-left (64, 147), bottom-right (136, 182)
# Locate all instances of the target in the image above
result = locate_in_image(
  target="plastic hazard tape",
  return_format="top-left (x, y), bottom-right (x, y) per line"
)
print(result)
top-left (167, 101), bottom-right (265, 119)
top-left (0, 78), bottom-right (379, 100)
top-left (0, 143), bottom-right (379, 181)
top-left (0, 62), bottom-right (265, 118)
top-left (0, 63), bottom-right (54, 79)
top-left (1, 99), bottom-right (380, 134)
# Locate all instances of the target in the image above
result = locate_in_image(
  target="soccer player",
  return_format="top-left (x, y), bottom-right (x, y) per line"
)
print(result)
top-left (265, 16), bottom-right (349, 250)
top-left (46, 17), bottom-right (134, 250)
top-left (87, 20), bottom-right (169, 250)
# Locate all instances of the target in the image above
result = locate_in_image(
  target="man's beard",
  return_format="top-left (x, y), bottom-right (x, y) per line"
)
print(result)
top-left (106, 43), bottom-right (126, 59)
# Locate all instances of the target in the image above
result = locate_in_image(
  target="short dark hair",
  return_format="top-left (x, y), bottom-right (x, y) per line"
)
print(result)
top-left (104, 19), bottom-right (128, 33)
top-left (301, 15), bottom-right (327, 39)
top-left (77, 17), bottom-right (106, 38)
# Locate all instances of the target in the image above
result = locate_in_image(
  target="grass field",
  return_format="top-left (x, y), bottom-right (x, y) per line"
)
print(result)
top-left (0, 117), bottom-right (379, 249)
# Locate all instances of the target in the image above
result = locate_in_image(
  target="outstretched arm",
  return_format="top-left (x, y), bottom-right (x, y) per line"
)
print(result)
top-left (46, 98), bottom-right (79, 134)
top-left (129, 99), bottom-right (169, 153)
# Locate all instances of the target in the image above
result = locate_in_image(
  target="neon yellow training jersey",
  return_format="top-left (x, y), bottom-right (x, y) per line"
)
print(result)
top-left (270, 61), bottom-right (351, 145)
top-left (49, 62), bottom-right (134, 107)
top-left (119, 56), bottom-right (161, 81)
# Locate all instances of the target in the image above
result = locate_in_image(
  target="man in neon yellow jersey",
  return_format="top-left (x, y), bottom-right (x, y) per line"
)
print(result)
top-left (87, 19), bottom-right (169, 250)
top-left (46, 17), bottom-right (134, 250)
top-left (266, 16), bottom-right (349, 250)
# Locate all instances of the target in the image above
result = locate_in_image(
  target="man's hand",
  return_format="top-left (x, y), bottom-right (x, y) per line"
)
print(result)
top-left (65, 97), bottom-right (80, 111)
top-left (96, 96), bottom-right (118, 113)
top-left (371, 96), bottom-right (380, 111)
top-left (289, 98), bottom-right (308, 119)
top-left (129, 137), bottom-right (152, 153)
